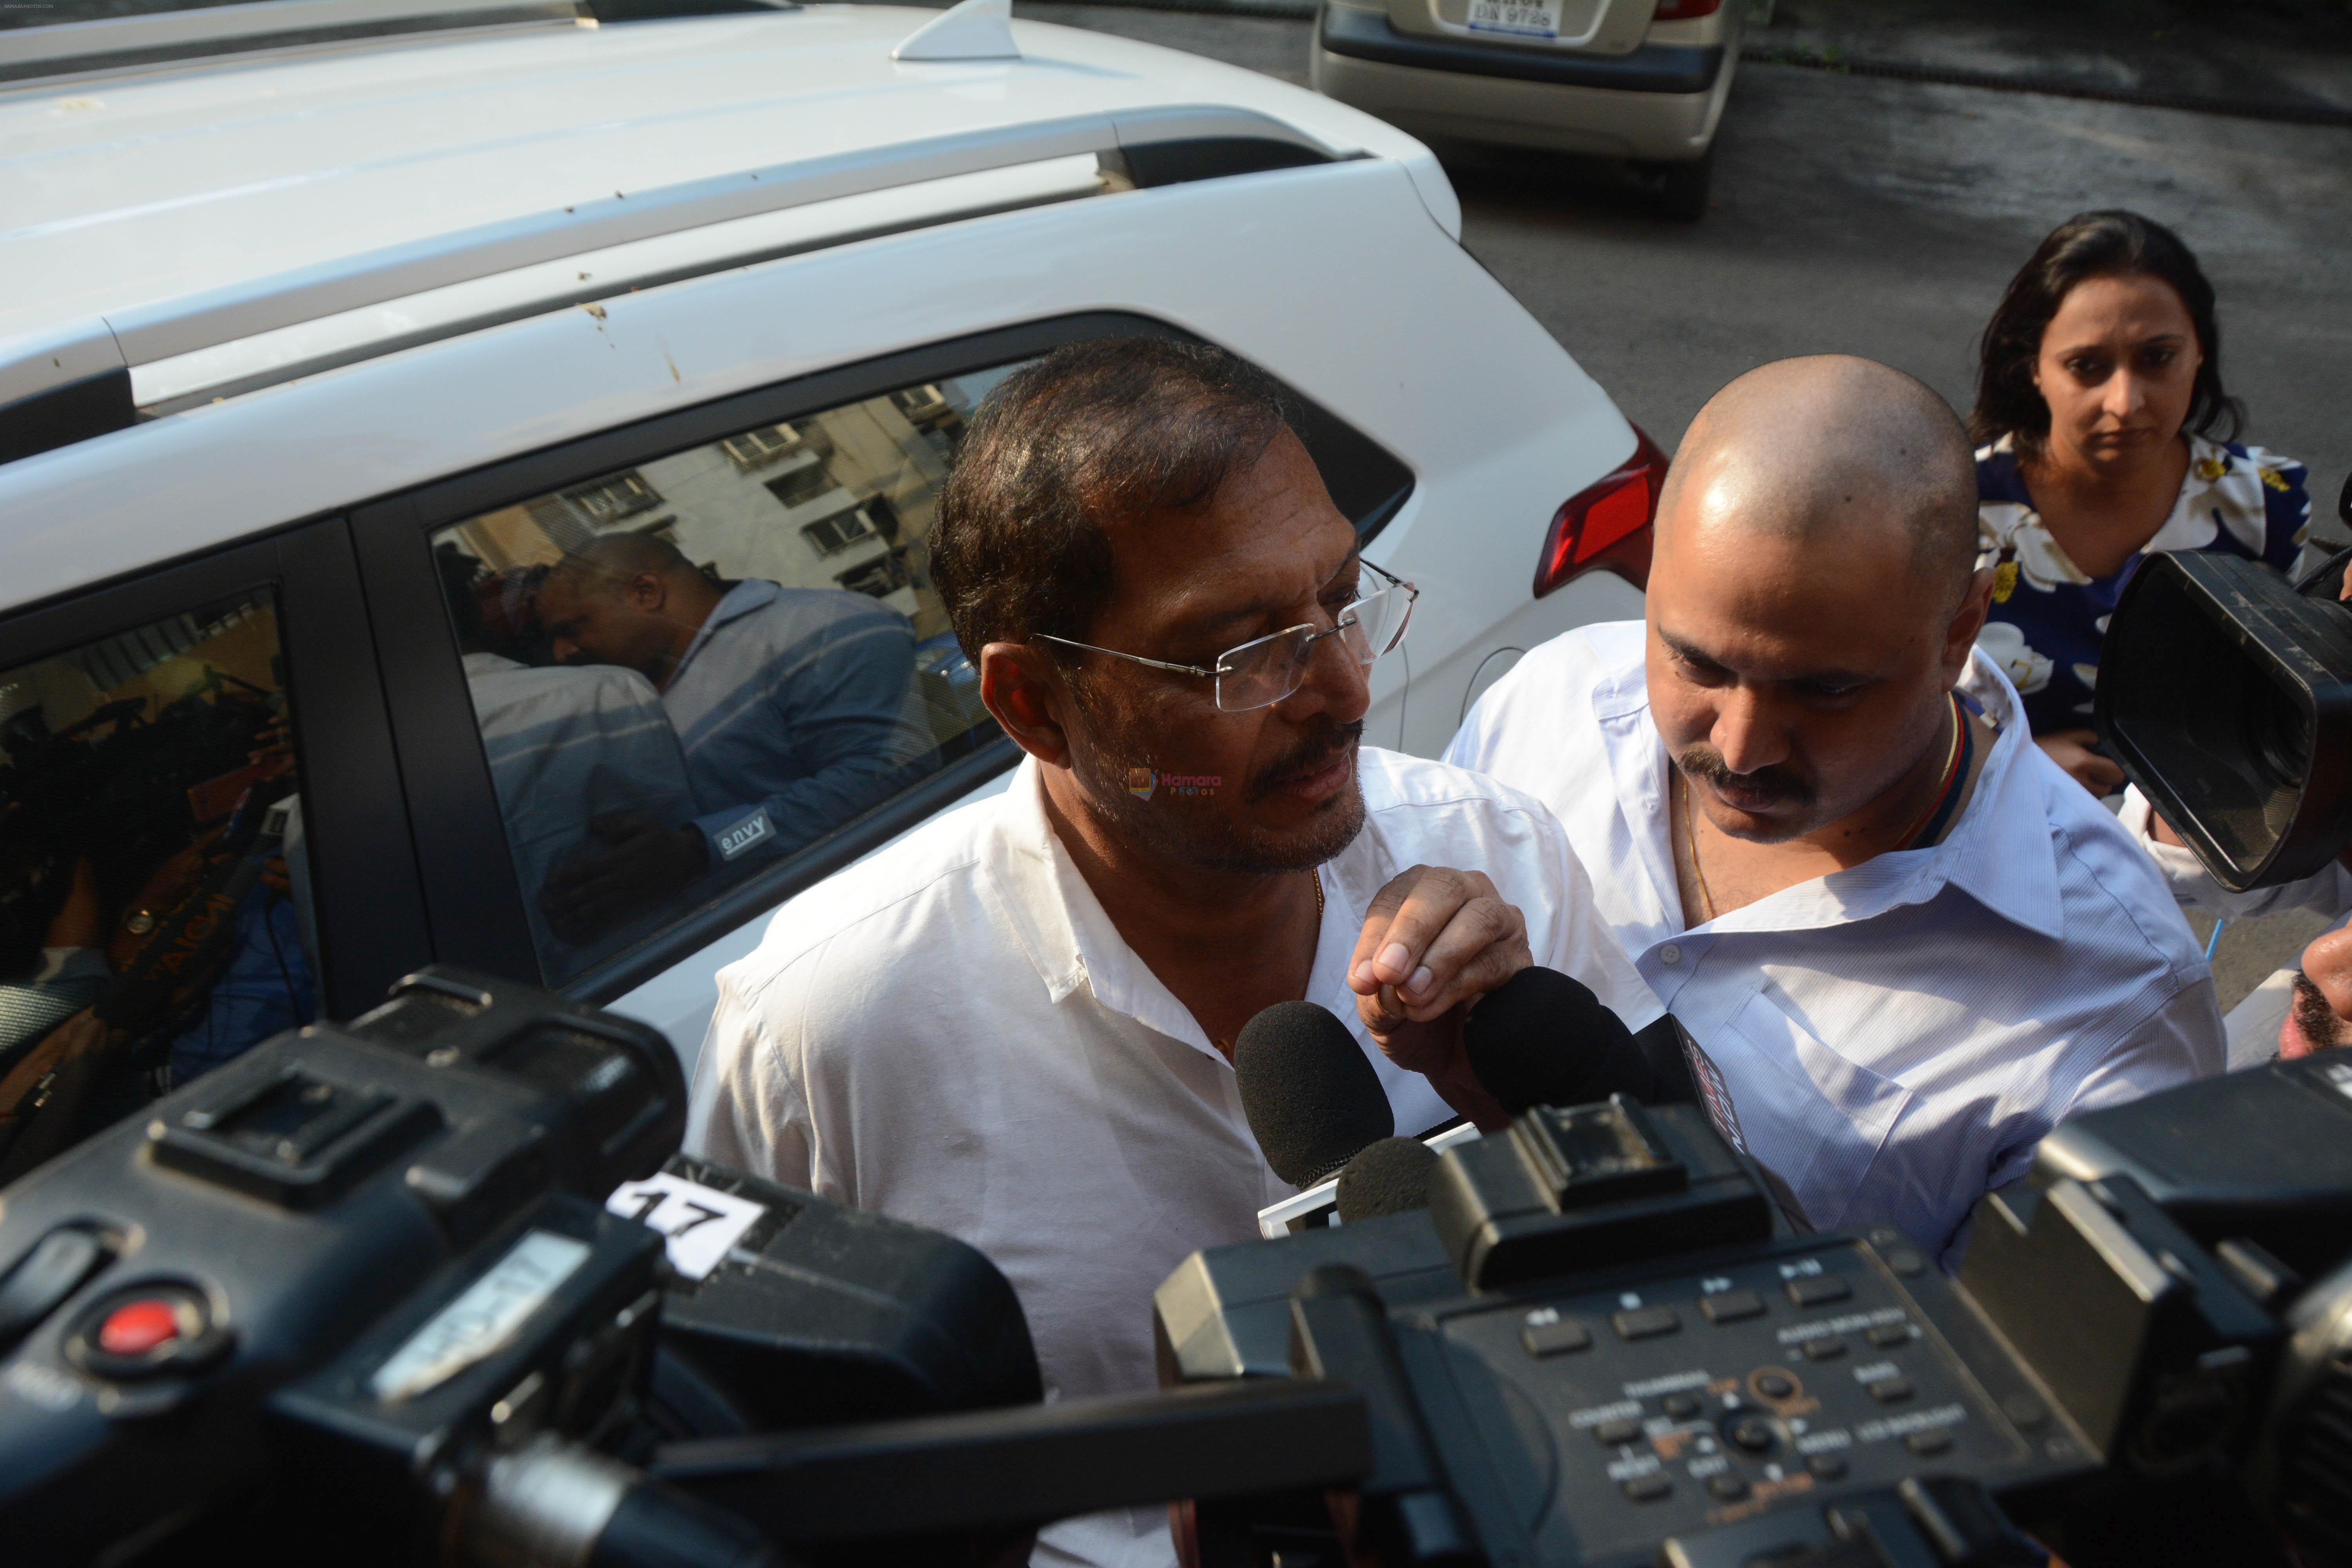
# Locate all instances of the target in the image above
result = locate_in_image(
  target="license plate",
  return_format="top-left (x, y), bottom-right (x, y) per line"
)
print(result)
top-left (1465, 0), bottom-right (1562, 38)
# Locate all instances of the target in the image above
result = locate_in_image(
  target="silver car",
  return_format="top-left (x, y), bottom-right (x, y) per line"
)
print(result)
top-left (1311, 0), bottom-right (1742, 217)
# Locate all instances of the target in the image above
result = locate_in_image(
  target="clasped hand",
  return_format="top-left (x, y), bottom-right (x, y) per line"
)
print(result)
top-left (1346, 863), bottom-right (1530, 1130)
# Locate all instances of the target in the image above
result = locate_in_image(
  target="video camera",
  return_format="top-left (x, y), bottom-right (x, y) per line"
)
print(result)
top-left (11, 966), bottom-right (2352, 1568)
top-left (2099, 469), bottom-right (2352, 889)
top-left (1156, 1064), bottom-right (2352, 1568)
top-left (0, 969), bottom-right (1370, 1566)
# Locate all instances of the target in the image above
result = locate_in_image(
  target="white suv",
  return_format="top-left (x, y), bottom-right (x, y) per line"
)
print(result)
top-left (0, 0), bottom-right (1661, 1088)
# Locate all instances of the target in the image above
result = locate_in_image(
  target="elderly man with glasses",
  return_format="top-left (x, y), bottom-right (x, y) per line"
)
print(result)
top-left (686, 338), bottom-right (1656, 1568)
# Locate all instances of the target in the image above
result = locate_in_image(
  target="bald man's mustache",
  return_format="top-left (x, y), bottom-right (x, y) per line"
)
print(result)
top-left (1675, 746), bottom-right (1815, 809)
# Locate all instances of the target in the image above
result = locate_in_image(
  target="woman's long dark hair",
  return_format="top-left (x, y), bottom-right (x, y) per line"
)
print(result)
top-left (1969, 209), bottom-right (2242, 457)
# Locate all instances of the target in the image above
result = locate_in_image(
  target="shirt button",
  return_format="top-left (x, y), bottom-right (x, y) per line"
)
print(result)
top-left (1660, 944), bottom-right (1682, 966)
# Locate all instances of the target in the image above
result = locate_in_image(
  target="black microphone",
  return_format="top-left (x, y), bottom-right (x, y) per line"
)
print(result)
top-left (1334, 1136), bottom-right (1441, 1224)
top-left (1463, 965), bottom-right (1657, 1116)
top-left (1234, 1001), bottom-right (1394, 1189)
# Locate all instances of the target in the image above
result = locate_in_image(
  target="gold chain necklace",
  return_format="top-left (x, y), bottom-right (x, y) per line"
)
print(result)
top-left (1681, 770), bottom-right (1717, 924)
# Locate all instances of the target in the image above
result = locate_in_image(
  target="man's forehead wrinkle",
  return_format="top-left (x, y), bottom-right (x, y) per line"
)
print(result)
top-left (1138, 528), bottom-right (1355, 640)
top-left (1093, 445), bottom-right (1355, 643)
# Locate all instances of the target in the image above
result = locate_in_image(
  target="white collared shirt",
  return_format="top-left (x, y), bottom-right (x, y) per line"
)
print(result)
top-left (684, 748), bottom-right (1657, 1568)
top-left (2117, 787), bottom-right (2352, 1069)
top-left (1446, 622), bottom-right (2223, 1266)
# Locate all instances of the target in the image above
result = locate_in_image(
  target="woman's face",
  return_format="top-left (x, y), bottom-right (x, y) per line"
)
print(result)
top-left (2031, 271), bottom-right (2205, 472)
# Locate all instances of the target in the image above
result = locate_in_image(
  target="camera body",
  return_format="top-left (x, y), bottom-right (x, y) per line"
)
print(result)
top-left (1158, 1071), bottom-right (2352, 1568)
top-left (2098, 478), bottom-right (2352, 890)
top-left (0, 967), bottom-right (1052, 1566)
top-left (0, 969), bottom-right (683, 1562)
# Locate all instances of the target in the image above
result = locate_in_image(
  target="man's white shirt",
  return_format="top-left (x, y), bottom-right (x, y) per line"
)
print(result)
top-left (2118, 786), bottom-right (2352, 1068)
top-left (684, 748), bottom-right (1659, 1568)
top-left (1446, 621), bottom-right (2223, 1265)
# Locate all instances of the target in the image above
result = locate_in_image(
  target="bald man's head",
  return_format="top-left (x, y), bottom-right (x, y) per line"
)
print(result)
top-left (1643, 356), bottom-right (1996, 846)
top-left (539, 531), bottom-right (721, 680)
top-left (1658, 356), bottom-right (1978, 606)
top-left (553, 531), bottom-right (697, 592)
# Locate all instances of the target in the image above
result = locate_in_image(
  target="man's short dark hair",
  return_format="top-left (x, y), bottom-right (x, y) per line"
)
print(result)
top-left (931, 337), bottom-right (1292, 662)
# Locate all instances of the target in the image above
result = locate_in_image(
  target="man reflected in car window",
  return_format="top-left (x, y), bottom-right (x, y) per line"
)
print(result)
top-left (437, 548), bottom-right (700, 976)
top-left (534, 534), bottom-right (931, 940)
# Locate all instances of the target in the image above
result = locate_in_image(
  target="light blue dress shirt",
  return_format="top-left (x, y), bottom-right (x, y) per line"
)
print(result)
top-left (1447, 621), bottom-right (2224, 1266)
top-left (659, 579), bottom-right (929, 866)
top-left (465, 652), bottom-right (699, 978)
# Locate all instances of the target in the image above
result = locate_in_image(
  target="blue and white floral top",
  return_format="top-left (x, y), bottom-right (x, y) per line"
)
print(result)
top-left (1974, 433), bottom-right (2312, 736)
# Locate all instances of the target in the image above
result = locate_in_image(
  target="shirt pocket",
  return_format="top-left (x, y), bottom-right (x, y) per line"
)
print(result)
top-left (1713, 989), bottom-right (1912, 1233)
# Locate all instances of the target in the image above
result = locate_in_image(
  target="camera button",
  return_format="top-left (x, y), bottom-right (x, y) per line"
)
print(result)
top-left (1867, 1376), bottom-right (1915, 1404)
top-left (1806, 1453), bottom-right (1848, 1480)
top-left (1803, 1338), bottom-right (1847, 1361)
top-left (1521, 1318), bottom-right (1592, 1357)
top-left (1592, 1416), bottom-right (1644, 1445)
top-left (1612, 1305), bottom-right (1681, 1340)
top-left (97, 1300), bottom-right (180, 1356)
top-left (1624, 1474), bottom-right (1671, 1502)
top-left (1700, 1289), bottom-right (1764, 1324)
top-left (1708, 1474), bottom-right (1750, 1501)
top-left (1785, 1275), bottom-right (1851, 1308)
top-left (1905, 1428), bottom-right (1954, 1455)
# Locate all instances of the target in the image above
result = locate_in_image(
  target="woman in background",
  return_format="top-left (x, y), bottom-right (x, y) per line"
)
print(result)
top-left (1970, 209), bottom-right (2310, 795)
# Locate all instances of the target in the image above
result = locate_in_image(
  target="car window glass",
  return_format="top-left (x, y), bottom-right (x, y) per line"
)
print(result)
top-left (0, 590), bottom-right (315, 1124)
top-left (430, 362), bottom-right (1032, 984)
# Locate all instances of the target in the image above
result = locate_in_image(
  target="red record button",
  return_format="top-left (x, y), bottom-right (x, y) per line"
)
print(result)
top-left (98, 1299), bottom-right (183, 1357)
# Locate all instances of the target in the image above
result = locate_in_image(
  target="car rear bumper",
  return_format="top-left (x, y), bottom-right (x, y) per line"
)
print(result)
top-left (1312, 2), bottom-right (1733, 160)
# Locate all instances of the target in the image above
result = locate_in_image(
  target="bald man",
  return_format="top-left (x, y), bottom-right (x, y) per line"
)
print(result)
top-left (1448, 356), bottom-right (2221, 1265)
top-left (534, 534), bottom-right (928, 940)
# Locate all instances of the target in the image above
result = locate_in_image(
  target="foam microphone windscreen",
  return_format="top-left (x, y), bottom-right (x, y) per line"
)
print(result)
top-left (1233, 1001), bottom-right (1395, 1189)
top-left (1463, 965), bottom-right (1649, 1115)
top-left (1334, 1136), bottom-right (1441, 1225)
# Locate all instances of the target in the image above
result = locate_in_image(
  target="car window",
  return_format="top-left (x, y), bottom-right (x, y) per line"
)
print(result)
top-left (0, 589), bottom-right (315, 1118)
top-left (428, 363), bottom-right (1030, 984)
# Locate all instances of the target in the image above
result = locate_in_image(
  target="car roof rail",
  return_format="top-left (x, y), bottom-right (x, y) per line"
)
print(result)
top-left (0, 0), bottom-right (603, 87)
top-left (0, 105), bottom-right (1346, 464)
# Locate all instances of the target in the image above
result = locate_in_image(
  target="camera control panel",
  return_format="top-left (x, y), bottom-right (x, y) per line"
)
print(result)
top-left (1393, 1234), bottom-right (2094, 1567)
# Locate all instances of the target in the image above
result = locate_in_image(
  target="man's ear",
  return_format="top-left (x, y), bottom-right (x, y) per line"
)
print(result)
top-left (627, 571), bottom-right (666, 613)
top-left (1943, 565), bottom-right (1997, 677)
top-left (979, 642), bottom-right (1073, 768)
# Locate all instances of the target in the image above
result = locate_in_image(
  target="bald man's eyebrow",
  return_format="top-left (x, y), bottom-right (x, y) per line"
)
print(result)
top-left (1657, 628), bottom-right (1733, 677)
top-left (1657, 628), bottom-right (1875, 690)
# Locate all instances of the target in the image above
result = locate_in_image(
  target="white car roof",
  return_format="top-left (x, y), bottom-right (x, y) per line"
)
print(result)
top-left (0, 4), bottom-right (1457, 406)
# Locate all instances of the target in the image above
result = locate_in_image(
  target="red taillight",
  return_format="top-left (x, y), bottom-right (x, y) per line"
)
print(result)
top-left (1650, 0), bottom-right (1722, 17)
top-left (1533, 426), bottom-right (1670, 598)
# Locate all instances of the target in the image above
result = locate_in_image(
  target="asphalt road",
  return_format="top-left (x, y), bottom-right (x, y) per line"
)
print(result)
top-left (1025, 2), bottom-right (2352, 1012)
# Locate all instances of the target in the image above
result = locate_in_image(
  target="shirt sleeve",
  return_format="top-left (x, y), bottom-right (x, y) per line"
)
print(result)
top-left (692, 610), bottom-right (925, 866)
top-left (2117, 786), bottom-right (2352, 918)
top-left (684, 960), bottom-right (827, 1198)
top-left (2062, 973), bottom-right (2225, 1113)
top-left (1954, 975), bottom-right (2224, 1270)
